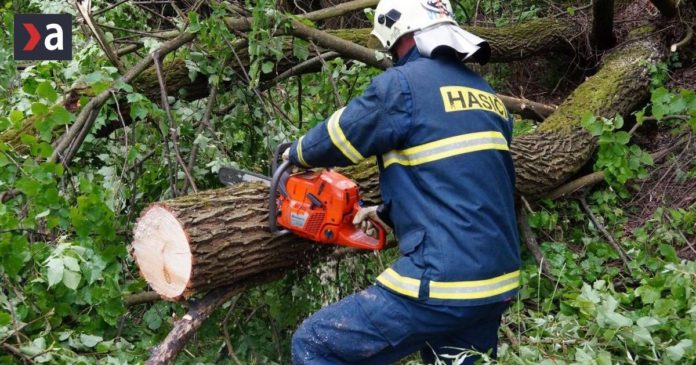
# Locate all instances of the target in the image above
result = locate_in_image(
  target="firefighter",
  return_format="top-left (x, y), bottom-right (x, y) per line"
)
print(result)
top-left (286, 0), bottom-right (521, 363)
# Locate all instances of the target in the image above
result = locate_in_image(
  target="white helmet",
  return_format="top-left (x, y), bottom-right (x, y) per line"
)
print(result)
top-left (371, 0), bottom-right (457, 50)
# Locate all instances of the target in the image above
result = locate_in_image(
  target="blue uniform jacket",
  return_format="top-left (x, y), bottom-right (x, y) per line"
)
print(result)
top-left (289, 48), bottom-right (521, 306)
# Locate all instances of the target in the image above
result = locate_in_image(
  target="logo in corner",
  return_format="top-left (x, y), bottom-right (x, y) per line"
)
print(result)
top-left (14, 14), bottom-right (72, 61)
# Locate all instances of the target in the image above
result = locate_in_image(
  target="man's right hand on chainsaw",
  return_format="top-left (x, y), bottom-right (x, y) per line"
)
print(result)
top-left (353, 205), bottom-right (391, 238)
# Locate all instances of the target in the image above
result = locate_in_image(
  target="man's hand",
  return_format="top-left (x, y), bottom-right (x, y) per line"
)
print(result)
top-left (352, 206), bottom-right (391, 238)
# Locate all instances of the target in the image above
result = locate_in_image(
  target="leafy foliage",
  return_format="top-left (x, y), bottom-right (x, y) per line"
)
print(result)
top-left (0, 0), bottom-right (694, 364)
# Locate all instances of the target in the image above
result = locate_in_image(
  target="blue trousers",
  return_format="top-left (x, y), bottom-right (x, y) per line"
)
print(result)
top-left (291, 285), bottom-right (510, 365)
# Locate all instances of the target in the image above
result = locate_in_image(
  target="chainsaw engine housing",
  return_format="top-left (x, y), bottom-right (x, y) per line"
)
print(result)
top-left (275, 170), bottom-right (384, 250)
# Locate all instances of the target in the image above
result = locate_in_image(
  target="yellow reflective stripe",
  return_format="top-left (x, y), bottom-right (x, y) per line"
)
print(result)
top-left (326, 107), bottom-right (364, 164)
top-left (296, 136), bottom-right (309, 167)
top-left (440, 86), bottom-right (509, 120)
top-left (376, 268), bottom-right (419, 298)
top-left (383, 131), bottom-right (509, 168)
top-left (376, 269), bottom-right (520, 300)
top-left (429, 271), bottom-right (520, 300)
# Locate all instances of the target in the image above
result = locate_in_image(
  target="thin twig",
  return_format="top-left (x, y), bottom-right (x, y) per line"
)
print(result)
top-left (2, 343), bottom-right (35, 364)
top-left (93, 0), bottom-right (129, 16)
top-left (310, 43), bottom-right (343, 108)
top-left (579, 195), bottom-right (631, 268)
top-left (671, 24), bottom-right (693, 52)
top-left (75, 0), bottom-right (126, 73)
top-left (664, 213), bottom-right (696, 256)
top-left (152, 52), bottom-right (198, 194)
top-left (260, 51), bottom-right (340, 91)
top-left (183, 86), bottom-right (218, 194)
top-left (222, 296), bottom-right (244, 365)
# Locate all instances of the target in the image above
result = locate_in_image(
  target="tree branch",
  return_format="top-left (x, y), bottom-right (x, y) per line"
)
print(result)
top-left (517, 204), bottom-right (555, 280)
top-left (579, 195), bottom-right (631, 268)
top-left (498, 95), bottom-right (557, 121)
top-left (146, 273), bottom-right (282, 365)
top-left (50, 32), bottom-right (196, 167)
top-left (124, 291), bottom-right (161, 307)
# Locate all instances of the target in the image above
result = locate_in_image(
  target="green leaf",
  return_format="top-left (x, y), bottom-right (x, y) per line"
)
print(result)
top-left (659, 243), bottom-right (679, 262)
top-left (10, 110), bottom-right (23, 124)
top-left (51, 106), bottom-right (73, 125)
top-left (62, 269), bottom-right (81, 290)
top-left (46, 257), bottom-right (64, 288)
top-left (62, 256), bottom-right (80, 272)
top-left (637, 316), bottom-right (660, 328)
top-left (143, 307), bottom-right (162, 330)
top-left (605, 311), bottom-right (632, 328)
top-left (262, 62), bottom-right (274, 74)
top-left (0, 311), bottom-right (11, 326)
top-left (31, 102), bottom-right (49, 116)
top-left (293, 39), bottom-right (310, 61)
top-left (188, 12), bottom-right (201, 33)
top-left (629, 326), bottom-right (653, 345)
top-left (666, 339), bottom-right (693, 361)
top-left (79, 334), bottom-right (102, 348)
top-left (637, 286), bottom-right (661, 304)
top-left (36, 81), bottom-right (58, 103)
top-left (615, 131), bottom-right (631, 145)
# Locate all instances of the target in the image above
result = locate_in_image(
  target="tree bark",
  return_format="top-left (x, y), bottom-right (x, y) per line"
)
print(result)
top-left (511, 38), bottom-right (660, 195)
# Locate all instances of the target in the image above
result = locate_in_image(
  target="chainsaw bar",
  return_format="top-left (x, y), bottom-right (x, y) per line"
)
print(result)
top-left (219, 167), bottom-right (271, 186)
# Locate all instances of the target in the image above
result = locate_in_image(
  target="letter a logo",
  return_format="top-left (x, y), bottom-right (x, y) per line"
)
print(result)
top-left (14, 14), bottom-right (72, 61)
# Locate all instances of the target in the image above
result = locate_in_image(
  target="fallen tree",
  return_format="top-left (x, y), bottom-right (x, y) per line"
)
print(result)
top-left (135, 37), bottom-right (662, 365)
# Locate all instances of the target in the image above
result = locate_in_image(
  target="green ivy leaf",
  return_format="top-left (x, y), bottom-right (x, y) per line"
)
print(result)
top-left (51, 106), bottom-right (73, 125)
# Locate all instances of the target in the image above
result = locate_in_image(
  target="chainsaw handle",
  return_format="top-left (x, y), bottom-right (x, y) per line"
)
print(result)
top-left (269, 159), bottom-right (292, 235)
top-left (367, 218), bottom-right (387, 250)
top-left (272, 142), bottom-right (294, 175)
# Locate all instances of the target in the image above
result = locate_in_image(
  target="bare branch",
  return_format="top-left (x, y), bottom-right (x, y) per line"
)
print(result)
top-left (579, 195), bottom-right (631, 268)
top-left (75, 0), bottom-right (126, 73)
top-left (146, 274), bottom-right (283, 365)
top-left (517, 204), bottom-right (555, 280)
top-left (153, 53), bottom-right (199, 194)
top-left (124, 291), bottom-right (161, 307)
top-left (498, 95), bottom-right (557, 122)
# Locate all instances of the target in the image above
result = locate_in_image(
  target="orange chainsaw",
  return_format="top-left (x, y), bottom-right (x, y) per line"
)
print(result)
top-left (219, 143), bottom-right (386, 251)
